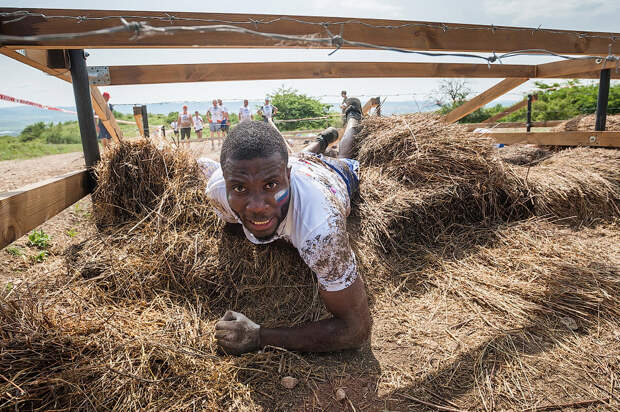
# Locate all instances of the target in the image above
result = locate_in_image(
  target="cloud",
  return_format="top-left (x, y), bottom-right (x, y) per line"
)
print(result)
top-left (483, 0), bottom-right (614, 24)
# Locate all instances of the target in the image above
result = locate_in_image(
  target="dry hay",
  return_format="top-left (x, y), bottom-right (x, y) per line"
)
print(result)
top-left (512, 147), bottom-right (620, 222)
top-left (352, 114), bottom-right (526, 251)
top-left (554, 113), bottom-right (620, 131)
top-left (1, 114), bottom-right (619, 410)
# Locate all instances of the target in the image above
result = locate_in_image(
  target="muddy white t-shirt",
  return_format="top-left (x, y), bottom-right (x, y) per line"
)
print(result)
top-left (198, 153), bottom-right (357, 292)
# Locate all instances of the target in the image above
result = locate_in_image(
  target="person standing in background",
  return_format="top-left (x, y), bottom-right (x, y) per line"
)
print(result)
top-left (340, 90), bottom-right (348, 126)
top-left (258, 97), bottom-right (277, 122)
top-left (96, 91), bottom-right (113, 152)
top-left (171, 119), bottom-right (179, 143)
top-left (218, 99), bottom-right (230, 137)
top-left (177, 105), bottom-right (193, 147)
top-left (239, 99), bottom-right (252, 123)
top-left (193, 110), bottom-right (204, 140)
top-left (206, 99), bottom-right (222, 149)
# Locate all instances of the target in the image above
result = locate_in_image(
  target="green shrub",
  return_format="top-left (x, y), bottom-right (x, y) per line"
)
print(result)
top-left (28, 229), bottom-right (51, 249)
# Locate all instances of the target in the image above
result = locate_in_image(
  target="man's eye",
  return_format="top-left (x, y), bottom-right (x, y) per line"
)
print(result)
top-left (265, 182), bottom-right (277, 190)
top-left (232, 186), bottom-right (246, 193)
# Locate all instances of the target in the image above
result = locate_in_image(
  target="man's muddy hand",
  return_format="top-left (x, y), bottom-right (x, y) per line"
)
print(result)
top-left (215, 310), bottom-right (260, 355)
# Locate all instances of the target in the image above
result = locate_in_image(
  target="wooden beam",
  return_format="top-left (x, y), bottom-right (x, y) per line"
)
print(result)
top-left (484, 96), bottom-right (535, 123)
top-left (445, 78), bottom-right (529, 124)
top-left (463, 120), bottom-right (563, 131)
top-left (490, 131), bottom-right (620, 147)
top-left (104, 62), bottom-right (536, 85)
top-left (536, 58), bottom-right (617, 78)
top-left (0, 47), bottom-right (122, 142)
top-left (90, 86), bottom-right (122, 142)
top-left (1, 8), bottom-right (617, 55)
top-left (0, 170), bottom-right (90, 250)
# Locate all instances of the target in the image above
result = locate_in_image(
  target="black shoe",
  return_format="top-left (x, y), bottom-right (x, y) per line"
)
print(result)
top-left (344, 97), bottom-right (362, 122)
top-left (319, 127), bottom-right (339, 145)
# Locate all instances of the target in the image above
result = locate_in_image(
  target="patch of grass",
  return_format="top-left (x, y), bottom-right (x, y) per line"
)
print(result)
top-left (27, 229), bottom-right (51, 249)
top-left (66, 228), bottom-right (78, 237)
top-left (5, 246), bottom-right (24, 256)
top-left (0, 136), bottom-right (81, 161)
top-left (30, 251), bottom-right (49, 263)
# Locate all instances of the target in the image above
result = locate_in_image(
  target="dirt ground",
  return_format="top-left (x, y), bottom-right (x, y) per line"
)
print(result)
top-left (2, 139), bottom-right (618, 411)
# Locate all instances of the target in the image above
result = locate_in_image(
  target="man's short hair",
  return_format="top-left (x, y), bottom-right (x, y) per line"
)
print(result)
top-left (220, 121), bottom-right (288, 169)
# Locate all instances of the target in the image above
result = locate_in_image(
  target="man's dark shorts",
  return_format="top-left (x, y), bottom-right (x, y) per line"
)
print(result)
top-left (315, 155), bottom-right (360, 198)
top-left (98, 120), bottom-right (112, 140)
top-left (180, 127), bottom-right (191, 140)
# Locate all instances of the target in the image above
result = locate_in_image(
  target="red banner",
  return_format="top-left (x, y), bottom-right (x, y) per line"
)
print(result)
top-left (0, 93), bottom-right (77, 114)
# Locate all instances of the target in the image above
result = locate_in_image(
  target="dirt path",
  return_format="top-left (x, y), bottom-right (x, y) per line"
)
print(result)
top-left (0, 151), bottom-right (85, 192)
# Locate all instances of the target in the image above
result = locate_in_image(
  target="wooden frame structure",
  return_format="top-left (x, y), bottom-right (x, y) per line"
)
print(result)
top-left (0, 8), bottom-right (619, 249)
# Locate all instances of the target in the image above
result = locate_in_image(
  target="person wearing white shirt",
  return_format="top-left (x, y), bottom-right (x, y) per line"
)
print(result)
top-left (197, 97), bottom-right (370, 355)
top-left (258, 97), bottom-right (278, 122)
top-left (218, 99), bottom-right (230, 136)
top-left (206, 99), bottom-right (223, 149)
top-left (193, 110), bottom-right (204, 140)
top-left (238, 99), bottom-right (252, 123)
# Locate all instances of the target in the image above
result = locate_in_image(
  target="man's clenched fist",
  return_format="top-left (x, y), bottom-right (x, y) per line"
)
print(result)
top-left (215, 310), bottom-right (261, 355)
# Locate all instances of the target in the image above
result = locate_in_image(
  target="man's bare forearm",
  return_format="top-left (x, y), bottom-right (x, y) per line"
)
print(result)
top-left (260, 317), bottom-right (367, 352)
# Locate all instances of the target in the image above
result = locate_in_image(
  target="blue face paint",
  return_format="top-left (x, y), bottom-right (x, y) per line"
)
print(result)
top-left (275, 188), bottom-right (290, 206)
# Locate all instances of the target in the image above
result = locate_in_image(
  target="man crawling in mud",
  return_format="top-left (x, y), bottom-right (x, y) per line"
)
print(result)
top-left (197, 98), bottom-right (371, 354)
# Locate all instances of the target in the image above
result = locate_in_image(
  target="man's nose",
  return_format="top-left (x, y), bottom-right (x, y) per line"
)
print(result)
top-left (245, 194), bottom-right (270, 215)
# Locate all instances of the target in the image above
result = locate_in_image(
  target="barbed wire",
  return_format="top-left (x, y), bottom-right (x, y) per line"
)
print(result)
top-left (0, 12), bottom-right (617, 66)
top-left (1, 10), bottom-right (618, 41)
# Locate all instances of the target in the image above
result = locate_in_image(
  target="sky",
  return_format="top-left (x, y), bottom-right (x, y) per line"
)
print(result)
top-left (0, 0), bottom-right (618, 110)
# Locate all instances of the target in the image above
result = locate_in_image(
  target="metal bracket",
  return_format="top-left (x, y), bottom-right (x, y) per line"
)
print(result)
top-left (87, 66), bottom-right (111, 86)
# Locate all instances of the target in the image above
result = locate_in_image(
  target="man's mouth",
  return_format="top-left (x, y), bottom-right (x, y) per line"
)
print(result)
top-left (250, 218), bottom-right (272, 226)
top-left (245, 217), bottom-right (276, 233)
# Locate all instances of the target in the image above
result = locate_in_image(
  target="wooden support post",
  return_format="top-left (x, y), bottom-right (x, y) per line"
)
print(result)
top-left (595, 69), bottom-right (611, 131)
top-left (141, 105), bottom-right (150, 139)
top-left (526, 95), bottom-right (533, 132)
top-left (445, 78), bottom-right (529, 123)
top-left (68, 49), bottom-right (99, 173)
top-left (133, 105), bottom-right (145, 138)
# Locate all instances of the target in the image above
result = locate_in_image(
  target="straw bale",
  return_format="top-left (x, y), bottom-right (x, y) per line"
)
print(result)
top-left (511, 147), bottom-right (620, 222)
top-left (554, 113), bottom-right (620, 131)
top-left (2, 113), bottom-right (619, 410)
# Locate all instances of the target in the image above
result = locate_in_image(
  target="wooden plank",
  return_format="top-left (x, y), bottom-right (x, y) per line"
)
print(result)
top-left (464, 120), bottom-right (563, 131)
top-left (90, 86), bottom-right (122, 142)
top-left (105, 62), bottom-right (536, 85)
top-left (445, 78), bottom-right (529, 124)
top-left (0, 170), bottom-right (90, 250)
top-left (490, 131), bottom-right (620, 147)
top-left (133, 113), bottom-right (145, 138)
top-left (0, 47), bottom-right (122, 142)
top-left (536, 58), bottom-right (616, 78)
top-left (0, 8), bottom-right (617, 55)
top-left (484, 96), bottom-right (535, 123)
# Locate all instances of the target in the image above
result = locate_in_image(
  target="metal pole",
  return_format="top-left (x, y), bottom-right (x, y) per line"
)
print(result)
top-left (526, 94), bottom-right (533, 132)
top-left (141, 105), bottom-right (150, 138)
top-left (68, 49), bottom-right (100, 169)
top-left (595, 69), bottom-right (611, 131)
